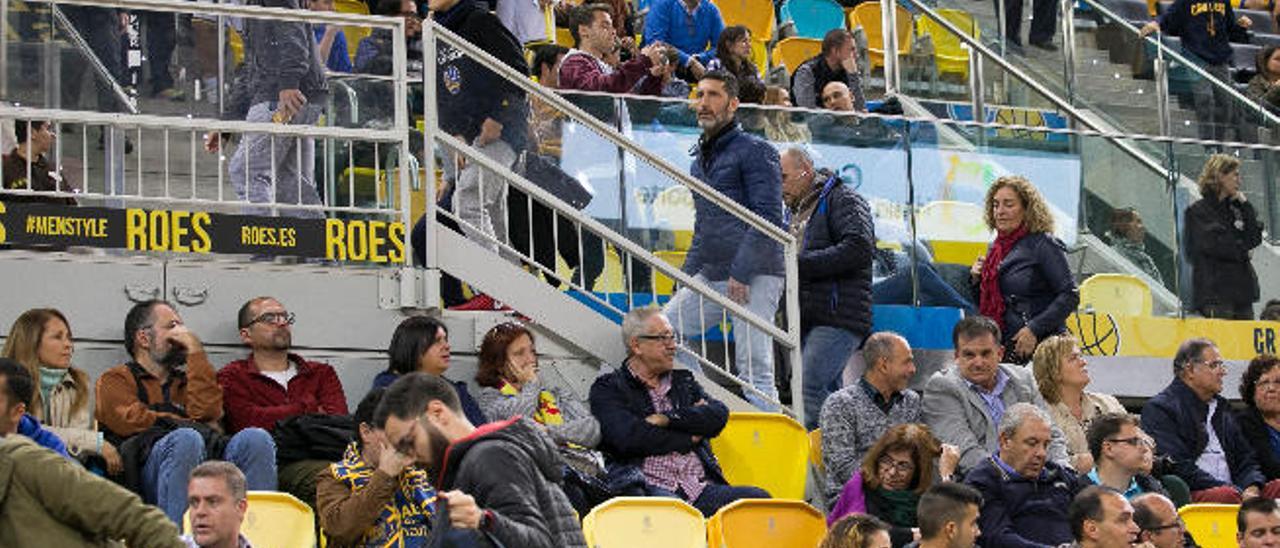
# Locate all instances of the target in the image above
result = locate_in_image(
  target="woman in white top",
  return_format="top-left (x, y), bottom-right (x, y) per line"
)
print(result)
top-left (1032, 333), bottom-right (1125, 474)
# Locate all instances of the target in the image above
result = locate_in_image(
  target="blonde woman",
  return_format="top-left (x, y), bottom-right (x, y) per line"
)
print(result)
top-left (970, 176), bottom-right (1078, 363)
top-left (1185, 154), bottom-right (1263, 319)
top-left (1032, 334), bottom-right (1124, 473)
top-left (2, 308), bottom-right (121, 473)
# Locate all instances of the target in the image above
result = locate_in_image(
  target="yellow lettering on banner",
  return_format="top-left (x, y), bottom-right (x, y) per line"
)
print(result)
top-left (125, 209), bottom-right (211, 252)
top-left (368, 220), bottom-right (388, 263)
top-left (347, 220), bottom-right (368, 262)
top-left (191, 213), bottom-right (212, 253)
top-left (388, 222), bottom-right (405, 263)
top-left (1070, 312), bottom-right (1280, 360)
top-left (148, 210), bottom-right (169, 251)
top-left (170, 211), bottom-right (191, 253)
top-left (326, 219), bottom-right (346, 260)
top-left (126, 209), bottom-right (147, 250)
top-left (0, 201), bottom-right (6, 243)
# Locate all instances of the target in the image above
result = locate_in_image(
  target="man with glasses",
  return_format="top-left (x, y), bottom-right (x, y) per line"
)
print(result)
top-left (1133, 493), bottom-right (1186, 548)
top-left (590, 307), bottom-right (770, 516)
top-left (218, 296), bottom-right (348, 508)
top-left (1083, 413), bottom-right (1170, 499)
top-left (1142, 338), bottom-right (1280, 503)
top-left (97, 300), bottom-right (276, 525)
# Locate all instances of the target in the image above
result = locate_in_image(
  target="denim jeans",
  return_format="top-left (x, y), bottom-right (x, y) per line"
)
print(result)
top-left (142, 427), bottom-right (277, 524)
top-left (665, 273), bottom-right (785, 409)
top-left (452, 138), bottom-right (516, 255)
top-left (228, 102), bottom-right (325, 218)
top-left (801, 326), bottom-right (864, 430)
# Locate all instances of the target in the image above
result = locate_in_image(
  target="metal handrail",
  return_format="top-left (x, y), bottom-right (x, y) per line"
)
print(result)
top-left (50, 4), bottom-right (138, 114)
top-left (32, 0), bottom-right (405, 27)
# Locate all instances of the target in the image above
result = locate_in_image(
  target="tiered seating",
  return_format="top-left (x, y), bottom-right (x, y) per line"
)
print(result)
top-left (850, 2), bottom-right (914, 69)
top-left (582, 497), bottom-right (707, 547)
top-left (781, 0), bottom-right (848, 39)
top-left (706, 499), bottom-right (828, 547)
top-left (1078, 273), bottom-right (1154, 317)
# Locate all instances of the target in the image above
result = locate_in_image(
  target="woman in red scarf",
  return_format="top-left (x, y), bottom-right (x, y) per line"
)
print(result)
top-left (969, 176), bottom-right (1079, 364)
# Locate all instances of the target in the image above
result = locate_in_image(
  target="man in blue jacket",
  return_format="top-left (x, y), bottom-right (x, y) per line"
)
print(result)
top-left (1141, 338), bottom-right (1280, 503)
top-left (0, 359), bottom-right (68, 458)
top-left (641, 0), bottom-right (722, 80)
top-left (662, 70), bottom-right (786, 409)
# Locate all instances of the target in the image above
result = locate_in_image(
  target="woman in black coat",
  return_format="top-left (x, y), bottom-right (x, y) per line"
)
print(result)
top-left (970, 176), bottom-right (1079, 363)
top-left (1186, 154), bottom-right (1263, 320)
top-left (1239, 354), bottom-right (1280, 482)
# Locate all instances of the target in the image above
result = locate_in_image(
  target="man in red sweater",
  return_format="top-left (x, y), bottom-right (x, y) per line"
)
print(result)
top-left (217, 296), bottom-right (348, 507)
top-left (558, 4), bottom-right (669, 94)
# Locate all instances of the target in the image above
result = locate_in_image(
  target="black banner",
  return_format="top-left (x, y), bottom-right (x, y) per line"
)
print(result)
top-left (0, 200), bottom-right (406, 264)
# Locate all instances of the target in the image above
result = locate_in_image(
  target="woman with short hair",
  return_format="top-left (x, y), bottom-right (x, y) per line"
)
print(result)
top-left (1185, 154), bottom-right (1263, 320)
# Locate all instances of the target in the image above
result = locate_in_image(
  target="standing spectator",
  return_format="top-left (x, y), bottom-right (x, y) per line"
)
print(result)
top-left (0, 358), bottom-right (69, 456)
top-left (371, 315), bottom-right (488, 425)
top-left (229, 0), bottom-right (330, 215)
top-left (1082, 413), bottom-right (1169, 498)
top-left (310, 0), bottom-right (353, 73)
top-left (559, 4), bottom-right (666, 94)
top-left (924, 315), bottom-right (1069, 474)
top-left (59, 7), bottom-right (129, 113)
top-left (641, 0), bottom-right (723, 79)
top-left (705, 25), bottom-right (765, 104)
top-left (317, 388), bottom-right (435, 547)
top-left (181, 462), bottom-right (251, 548)
top-left (964, 403), bottom-right (1082, 547)
top-left (1065, 487), bottom-right (1142, 548)
top-left (2, 119), bottom-right (76, 205)
top-left (912, 482), bottom-right (985, 548)
top-left (819, 332), bottom-right (922, 501)
top-left (791, 29), bottom-right (866, 111)
top-left (1032, 334), bottom-right (1125, 473)
top-left (589, 307), bottom-right (770, 516)
top-left (783, 147), bottom-right (876, 428)
top-left (139, 11), bottom-right (182, 100)
top-left (826, 424), bottom-right (961, 546)
top-left (377, 373), bottom-right (588, 547)
top-left (1239, 497), bottom-right (1280, 548)
top-left (3, 309), bottom-right (119, 471)
top-left (970, 175), bottom-right (1078, 363)
top-left (1247, 46), bottom-right (1280, 114)
top-left (1132, 493), bottom-right (1187, 548)
top-left (217, 297), bottom-right (348, 507)
top-left (820, 514), bottom-right (892, 548)
top-left (1106, 208), bottom-right (1164, 286)
top-left (1236, 354), bottom-right (1280, 482)
top-left (96, 300), bottom-right (276, 524)
top-left (761, 86), bottom-right (812, 143)
top-left (663, 71), bottom-right (786, 408)
top-left (1140, 0), bottom-right (1252, 142)
top-left (1184, 154), bottom-right (1263, 320)
top-left (996, 0), bottom-right (1059, 52)
top-left (1141, 338), bottom-right (1280, 503)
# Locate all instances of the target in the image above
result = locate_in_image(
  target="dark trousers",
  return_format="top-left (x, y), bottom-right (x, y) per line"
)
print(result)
top-left (1200, 301), bottom-right (1254, 320)
top-left (59, 5), bottom-right (125, 111)
top-left (651, 483), bottom-right (771, 517)
top-left (507, 186), bottom-right (606, 290)
top-left (139, 11), bottom-right (175, 93)
top-left (1193, 63), bottom-right (1239, 142)
top-left (995, 0), bottom-right (1058, 45)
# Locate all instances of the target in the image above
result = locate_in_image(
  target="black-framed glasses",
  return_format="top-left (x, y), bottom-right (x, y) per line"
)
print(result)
top-left (877, 455), bottom-right (915, 475)
top-left (637, 333), bottom-right (677, 343)
top-left (1143, 519), bottom-right (1185, 533)
top-left (1106, 437), bottom-right (1154, 448)
top-left (248, 312), bottom-right (295, 327)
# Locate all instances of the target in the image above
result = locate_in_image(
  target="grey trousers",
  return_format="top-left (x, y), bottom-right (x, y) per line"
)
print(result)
top-left (228, 101), bottom-right (324, 218)
top-left (452, 138), bottom-right (515, 253)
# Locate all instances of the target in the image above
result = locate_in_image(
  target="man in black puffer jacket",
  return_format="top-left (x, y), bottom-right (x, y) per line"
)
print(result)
top-left (780, 147), bottom-right (874, 429)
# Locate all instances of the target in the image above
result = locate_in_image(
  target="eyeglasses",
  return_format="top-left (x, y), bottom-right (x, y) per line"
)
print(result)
top-left (1143, 519), bottom-right (1185, 533)
top-left (877, 456), bottom-right (915, 475)
top-left (637, 333), bottom-right (677, 343)
top-left (1105, 437), bottom-right (1155, 448)
top-left (1195, 359), bottom-right (1227, 371)
top-left (248, 311), bottom-right (296, 327)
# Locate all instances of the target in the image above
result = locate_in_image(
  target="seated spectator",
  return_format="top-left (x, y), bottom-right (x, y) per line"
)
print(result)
top-left (820, 514), bottom-right (892, 548)
top-left (1032, 334), bottom-right (1124, 473)
top-left (791, 30), bottom-right (866, 111)
top-left (964, 403), bottom-right (1082, 547)
top-left (641, 0), bottom-right (722, 79)
top-left (911, 482), bottom-right (984, 548)
top-left (0, 357), bottom-right (68, 456)
top-left (705, 25), bottom-right (764, 104)
top-left (820, 332), bottom-right (921, 501)
top-left (822, 81), bottom-right (858, 112)
top-left (3, 308), bottom-right (116, 469)
top-left (0, 427), bottom-right (179, 547)
top-left (1066, 486), bottom-right (1141, 548)
top-left (1248, 46), bottom-right (1280, 114)
top-left (372, 315), bottom-right (488, 425)
top-left (760, 86), bottom-right (812, 143)
top-left (96, 300), bottom-right (276, 524)
top-left (2, 119), bottom-right (76, 205)
top-left (1261, 299), bottom-right (1280, 322)
top-left (1082, 413), bottom-right (1169, 499)
top-left (530, 43), bottom-right (570, 150)
top-left (217, 297), bottom-right (348, 507)
top-left (355, 0), bottom-right (422, 74)
top-left (1131, 493), bottom-right (1187, 548)
top-left (378, 373), bottom-right (587, 546)
top-left (473, 322), bottom-right (616, 514)
top-left (1142, 338), bottom-right (1280, 503)
top-left (827, 423), bottom-right (960, 545)
top-left (1236, 354), bottom-right (1280, 482)
top-left (923, 315), bottom-right (1068, 474)
top-left (310, 0), bottom-right (353, 73)
top-left (589, 307), bottom-right (770, 516)
top-left (560, 4), bottom-right (666, 95)
top-left (1105, 208), bottom-right (1164, 286)
top-left (181, 461), bottom-right (250, 548)
top-left (317, 388), bottom-right (434, 547)
top-left (1238, 497), bottom-right (1280, 548)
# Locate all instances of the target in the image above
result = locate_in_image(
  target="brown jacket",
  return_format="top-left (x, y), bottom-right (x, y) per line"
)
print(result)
top-left (95, 352), bottom-right (224, 438)
top-left (315, 464), bottom-right (401, 547)
top-left (0, 435), bottom-right (181, 547)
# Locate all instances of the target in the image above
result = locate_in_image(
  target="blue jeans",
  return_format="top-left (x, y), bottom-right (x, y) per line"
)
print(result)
top-left (142, 427), bottom-right (278, 524)
top-left (665, 273), bottom-right (785, 409)
top-left (801, 327), bottom-right (864, 430)
top-left (649, 483), bottom-right (771, 517)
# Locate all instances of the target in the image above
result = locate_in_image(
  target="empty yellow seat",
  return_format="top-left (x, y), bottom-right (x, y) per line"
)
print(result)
top-left (929, 240), bottom-right (989, 266)
top-left (582, 497), bottom-right (706, 547)
top-left (916, 8), bottom-right (979, 79)
top-left (708, 412), bottom-right (809, 500)
top-left (774, 37), bottom-right (822, 76)
top-left (1179, 503), bottom-right (1238, 548)
top-left (808, 427), bottom-right (824, 473)
top-left (1079, 273), bottom-right (1153, 317)
top-left (849, 2), bottom-right (913, 69)
top-left (185, 491), bottom-right (316, 548)
top-left (706, 499), bottom-right (826, 548)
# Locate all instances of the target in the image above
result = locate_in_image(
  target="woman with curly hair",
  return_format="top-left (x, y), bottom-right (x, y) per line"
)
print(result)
top-left (969, 175), bottom-right (1079, 363)
top-left (1237, 354), bottom-right (1280, 480)
top-left (1033, 334), bottom-right (1124, 473)
top-left (1185, 154), bottom-right (1262, 320)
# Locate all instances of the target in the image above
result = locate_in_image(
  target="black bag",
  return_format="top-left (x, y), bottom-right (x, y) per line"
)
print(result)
top-left (516, 151), bottom-right (593, 210)
top-left (272, 413), bottom-right (356, 465)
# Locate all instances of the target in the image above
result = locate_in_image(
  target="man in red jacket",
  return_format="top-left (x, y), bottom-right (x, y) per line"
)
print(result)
top-left (217, 296), bottom-right (348, 507)
top-left (558, 4), bottom-right (669, 94)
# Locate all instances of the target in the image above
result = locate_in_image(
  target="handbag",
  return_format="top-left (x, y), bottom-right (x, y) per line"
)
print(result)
top-left (515, 151), bottom-right (593, 210)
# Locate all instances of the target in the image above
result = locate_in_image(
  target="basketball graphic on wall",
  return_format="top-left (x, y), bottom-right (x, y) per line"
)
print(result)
top-left (1071, 312), bottom-right (1121, 356)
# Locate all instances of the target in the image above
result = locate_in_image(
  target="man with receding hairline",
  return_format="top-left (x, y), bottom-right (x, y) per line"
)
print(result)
top-left (1132, 493), bottom-right (1186, 548)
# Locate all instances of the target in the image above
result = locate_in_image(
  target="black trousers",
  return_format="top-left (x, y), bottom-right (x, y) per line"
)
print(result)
top-left (995, 0), bottom-right (1058, 45)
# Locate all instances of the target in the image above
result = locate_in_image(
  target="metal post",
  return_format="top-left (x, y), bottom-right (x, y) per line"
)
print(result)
top-left (1154, 39), bottom-right (1171, 137)
top-left (882, 0), bottom-right (900, 94)
top-left (2, 0), bottom-right (10, 98)
top-left (970, 47), bottom-right (987, 147)
top-left (422, 18), bottom-right (441, 305)
top-left (784, 238), bottom-right (804, 425)
top-left (1062, 0), bottom-right (1076, 103)
top-left (997, 0), bottom-right (1007, 57)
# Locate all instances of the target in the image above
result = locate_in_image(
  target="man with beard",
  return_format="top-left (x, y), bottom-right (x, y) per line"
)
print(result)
top-left (377, 372), bottom-right (587, 547)
top-left (217, 296), bottom-right (347, 508)
top-left (97, 300), bottom-right (277, 525)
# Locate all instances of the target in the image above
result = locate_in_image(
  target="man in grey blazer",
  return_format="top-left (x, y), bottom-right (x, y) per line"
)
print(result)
top-left (923, 315), bottom-right (1069, 474)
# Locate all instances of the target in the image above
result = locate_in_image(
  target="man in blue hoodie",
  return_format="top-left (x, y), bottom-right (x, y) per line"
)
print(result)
top-left (0, 358), bottom-right (68, 457)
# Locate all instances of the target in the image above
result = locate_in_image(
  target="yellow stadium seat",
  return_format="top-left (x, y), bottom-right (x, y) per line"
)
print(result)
top-left (556, 27), bottom-right (575, 47)
top-left (849, 2), bottom-right (913, 69)
top-left (929, 240), bottom-right (989, 266)
top-left (706, 499), bottom-right (826, 548)
top-left (808, 428), bottom-right (824, 473)
top-left (1079, 273), bottom-right (1153, 317)
top-left (184, 491), bottom-right (316, 548)
top-left (915, 200), bottom-right (990, 241)
top-left (916, 8), bottom-right (979, 79)
top-left (653, 250), bottom-right (686, 295)
top-left (774, 37), bottom-right (822, 76)
top-left (334, 0), bottom-right (372, 62)
top-left (708, 412), bottom-right (809, 500)
top-left (1179, 504), bottom-right (1238, 548)
top-left (228, 28), bottom-right (245, 66)
top-left (712, 0), bottom-right (776, 45)
top-left (581, 497), bottom-right (706, 547)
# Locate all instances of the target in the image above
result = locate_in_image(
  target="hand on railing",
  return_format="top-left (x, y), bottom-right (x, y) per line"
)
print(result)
top-left (1138, 21), bottom-right (1159, 37)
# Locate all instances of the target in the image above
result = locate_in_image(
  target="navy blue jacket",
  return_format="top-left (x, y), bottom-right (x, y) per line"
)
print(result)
top-left (964, 457), bottom-right (1081, 548)
top-left (1141, 377), bottom-right (1266, 491)
top-left (433, 0), bottom-right (529, 151)
top-left (684, 122), bottom-right (785, 282)
top-left (1237, 406), bottom-right (1280, 481)
top-left (371, 371), bottom-right (489, 426)
top-left (795, 172), bottom-right (875, 337)
top-left (1157, 0), bottom-right (1249, 65)
top-left (588, 359), bottom-right (729, 485)
top-left (972, 232), bottom-right (1078, 350)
